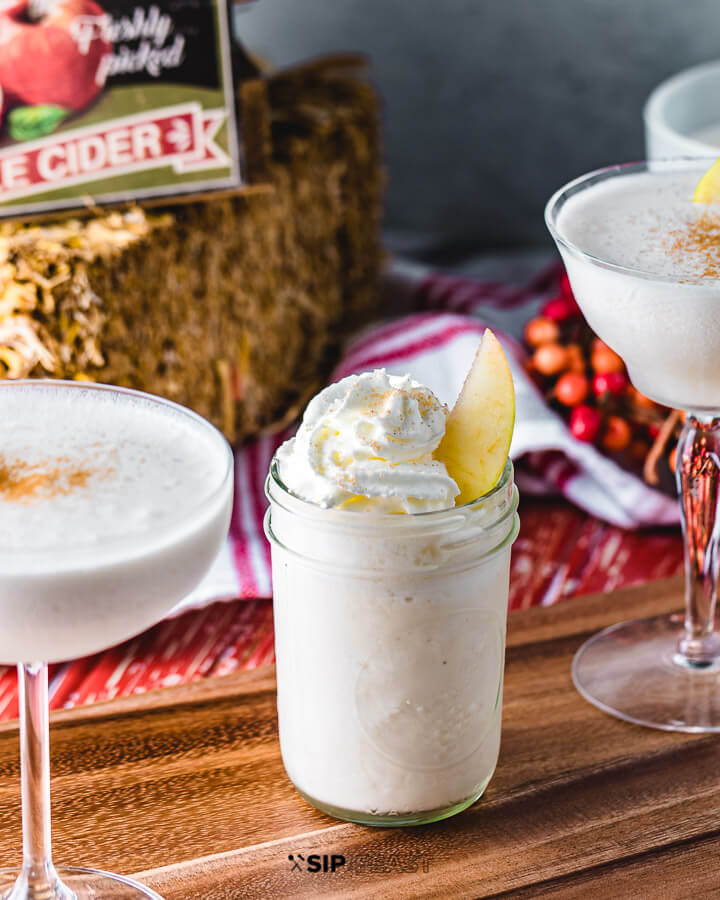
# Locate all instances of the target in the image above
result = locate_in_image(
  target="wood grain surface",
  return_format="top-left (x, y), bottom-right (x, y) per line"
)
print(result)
top-left (0, 575), bottom-right (714, 899)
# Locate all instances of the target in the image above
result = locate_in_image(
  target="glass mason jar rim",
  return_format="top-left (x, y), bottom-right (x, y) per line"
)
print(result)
top-left (545, 158), bottom-right (720, 286)
top-left (265, 458), bottom-right (519, 575)
top-left (266, 457), bottom-right (516, 535)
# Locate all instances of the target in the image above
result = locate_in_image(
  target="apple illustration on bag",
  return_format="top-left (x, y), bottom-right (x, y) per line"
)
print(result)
top-left (0, 0), bottom-right (112, 115)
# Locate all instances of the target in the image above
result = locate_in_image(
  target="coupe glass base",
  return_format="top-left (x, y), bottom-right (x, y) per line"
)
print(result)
top-left (0, 867), bottom-right (163, 899)
top-left (573, 613), bottom-right (720, 732)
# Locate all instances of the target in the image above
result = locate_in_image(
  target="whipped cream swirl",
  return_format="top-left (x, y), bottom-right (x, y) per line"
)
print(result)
top-left (276, 370), bottom-right (459, 513)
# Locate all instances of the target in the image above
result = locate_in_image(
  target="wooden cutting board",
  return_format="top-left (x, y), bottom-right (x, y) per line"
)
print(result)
top-left (0, 575), bottom-right (716, 898)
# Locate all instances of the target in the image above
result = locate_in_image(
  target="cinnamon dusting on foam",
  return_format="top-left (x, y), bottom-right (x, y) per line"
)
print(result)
top-left (668, 214), bottom-right (720, 279)
top-left (0, 456), bottom-right (109, 503)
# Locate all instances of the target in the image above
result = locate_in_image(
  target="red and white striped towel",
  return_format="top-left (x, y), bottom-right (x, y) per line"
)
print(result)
top-left (172, 258), bottom-right (679, 615)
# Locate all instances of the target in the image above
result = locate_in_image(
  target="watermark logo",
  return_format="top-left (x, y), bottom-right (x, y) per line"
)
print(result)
top-left (288, 853), bottom-right (346, 873)
top-left (287, 852), bottom-right (431, 875)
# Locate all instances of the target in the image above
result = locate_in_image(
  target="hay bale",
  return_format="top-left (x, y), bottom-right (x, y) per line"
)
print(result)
top-left (0, 54), bottom-right (384, 442)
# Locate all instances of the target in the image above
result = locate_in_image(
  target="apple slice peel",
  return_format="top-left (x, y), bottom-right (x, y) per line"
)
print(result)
top-left (434, 329), bottom-right (515, 506)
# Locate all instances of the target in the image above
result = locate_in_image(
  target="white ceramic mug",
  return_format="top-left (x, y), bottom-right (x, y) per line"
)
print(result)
top-left (644, 60), bottom-right (720, 159)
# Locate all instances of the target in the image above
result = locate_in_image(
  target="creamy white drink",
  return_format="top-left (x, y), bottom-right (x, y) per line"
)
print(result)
top-left (546, 160), bottom-right (720, 734)
top-left (553, 166), bottom-right (720, 409)
top-left (266, 370), bottom-right (518, 825)
top-left (0, 381), bottom-right (233, 663)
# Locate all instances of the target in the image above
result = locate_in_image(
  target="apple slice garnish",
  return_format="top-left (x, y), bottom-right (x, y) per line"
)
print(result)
top-left (434, 328), bottom-right (515, 505)
top-left (693, 159), bottom-right (720, 202)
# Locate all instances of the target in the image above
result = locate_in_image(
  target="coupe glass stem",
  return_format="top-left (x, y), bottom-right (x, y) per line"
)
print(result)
top-left (676, 414), bottom-right (720, 668)
top-left (7, 663), bottom-right (72, 900)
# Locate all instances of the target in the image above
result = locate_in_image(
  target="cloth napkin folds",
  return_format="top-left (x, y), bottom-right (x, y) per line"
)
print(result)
top-left (173, 257), bottom-right (679, 616)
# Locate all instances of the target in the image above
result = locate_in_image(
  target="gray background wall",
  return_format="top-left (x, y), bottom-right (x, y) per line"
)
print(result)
top-left (234, 0), bottom-right (719, 252)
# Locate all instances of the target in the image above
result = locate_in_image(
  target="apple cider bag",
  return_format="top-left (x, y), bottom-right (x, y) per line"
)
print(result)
top-left (0, 0), bottom-right (250, 215)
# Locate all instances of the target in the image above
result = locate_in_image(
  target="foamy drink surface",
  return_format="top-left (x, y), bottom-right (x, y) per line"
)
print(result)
top-left (557, 170), bottom-right (720, 281)
top-left (552, 164), bottom-right (720, 411)
top-left (0, 383), bottom-right (228, 558)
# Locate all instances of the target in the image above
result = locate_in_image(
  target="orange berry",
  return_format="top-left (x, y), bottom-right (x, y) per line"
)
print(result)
top-left (591, 345), bottom-right (625, 375)
top-left (602, 415), bottom-right (632, 452)
top-left (524, 316), bottom-right (560, 347)
top-left (533, 343), bottom-right (569, 376)
top-left (627, 385), bottom-right (657, 409)
top-left (565, 343), bottom-right (586, 373)
top-left (555, 372), bottom-right (589, 406)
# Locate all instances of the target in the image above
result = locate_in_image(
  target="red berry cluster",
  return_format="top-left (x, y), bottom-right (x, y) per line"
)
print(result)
top-left (523, 273), bottom-right (672, 477)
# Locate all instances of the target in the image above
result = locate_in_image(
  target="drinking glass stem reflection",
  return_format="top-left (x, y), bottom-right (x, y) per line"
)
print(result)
top-left (676, 414), bottom-right (720, 668)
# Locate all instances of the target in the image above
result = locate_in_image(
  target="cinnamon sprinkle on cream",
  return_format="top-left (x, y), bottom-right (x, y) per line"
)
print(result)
top-left (0, 456), bottom-right (108, 503)
top-left (668, 214), bottom-right (720, 279)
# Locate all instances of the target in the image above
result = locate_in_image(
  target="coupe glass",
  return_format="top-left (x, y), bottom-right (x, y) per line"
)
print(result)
top-left (546, 158), bottom-right (720, 732)
top-left (0, 381), bottom-right (234, 898)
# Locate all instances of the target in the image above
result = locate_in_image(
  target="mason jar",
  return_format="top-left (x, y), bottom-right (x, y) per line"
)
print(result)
top-left (264, 458), bottom-right (519, 827)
